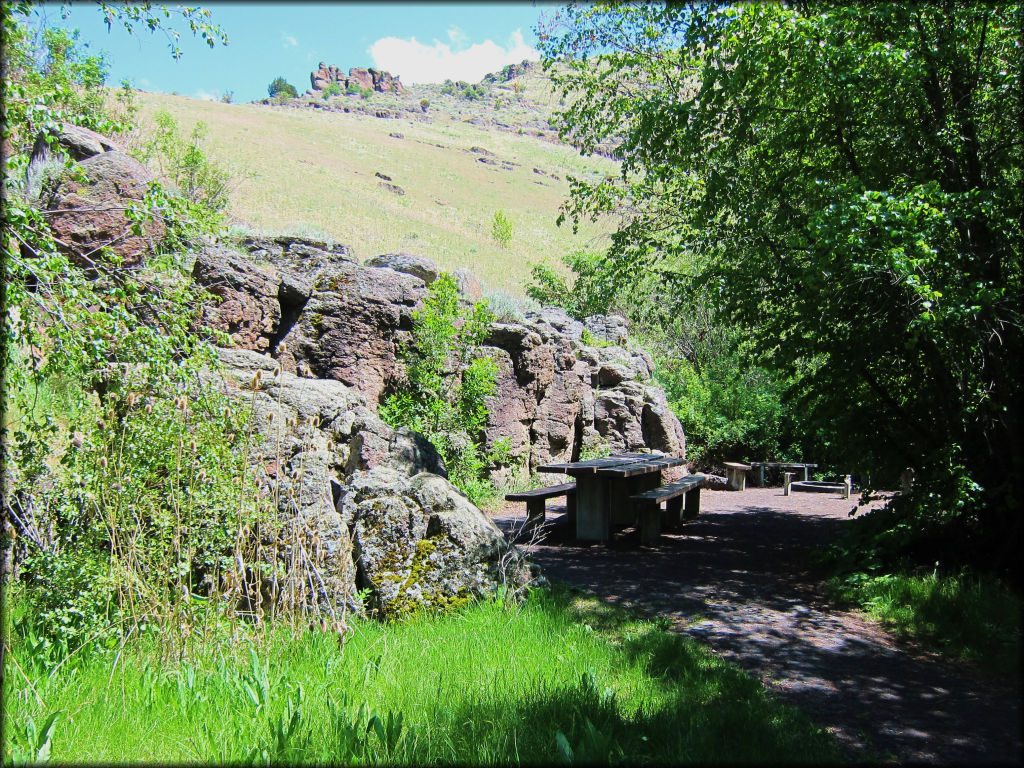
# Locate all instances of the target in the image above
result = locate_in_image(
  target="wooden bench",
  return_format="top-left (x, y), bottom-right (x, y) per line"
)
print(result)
top-left (631, 474), bottom-right (706, 544)
top-left (505, 483), bottom-right (576, 528)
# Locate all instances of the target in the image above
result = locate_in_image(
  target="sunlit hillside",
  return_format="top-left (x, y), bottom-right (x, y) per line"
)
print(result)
top-left (132, 70), bottom-right (619, 295)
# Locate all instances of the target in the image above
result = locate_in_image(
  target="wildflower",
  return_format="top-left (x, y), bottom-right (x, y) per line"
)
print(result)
top-left (72, 431), bottom-right (86, 450)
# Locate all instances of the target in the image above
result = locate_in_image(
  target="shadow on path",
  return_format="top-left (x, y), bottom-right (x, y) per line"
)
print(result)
top-left (493, 490), bottom-right (1022, 764)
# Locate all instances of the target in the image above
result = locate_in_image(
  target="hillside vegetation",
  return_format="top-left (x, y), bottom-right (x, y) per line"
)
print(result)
top-left (132, 67), bottom-right (618, 294)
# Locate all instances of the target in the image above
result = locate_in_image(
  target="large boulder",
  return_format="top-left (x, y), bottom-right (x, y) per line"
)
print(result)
top-left (34, 144), bottom-right (165, 268)
top-left (193, 246), bottom-right (283, 352)
top-left (364, 253), bottom-right (440, 285)
top-left (207, 347), bottom-right (524, 618)
top-left (346, 468), bottom-right (528, 617)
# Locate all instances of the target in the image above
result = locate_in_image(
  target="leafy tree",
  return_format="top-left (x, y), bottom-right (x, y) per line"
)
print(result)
top-left (380, 275), bottom-right (511, 503)
top-left (267, 75), bottom-right (297, 99)
top-left (539, 2), bottom-right (1023, 580)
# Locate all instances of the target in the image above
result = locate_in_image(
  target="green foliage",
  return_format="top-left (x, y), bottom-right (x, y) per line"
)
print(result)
top-left (825, 568), bottom-right (1021, 678)
top-left (220, 90), bottom-right (233, 104)
top-left (490, 209), bottom-right (513, 248)
top-left (540, 2), bottom-right (1023, 579)
top-left (418, 98), bottom-right (430, 113)
top-left (1, 2), bottom-right (277, 659)
top-left (267, 76), bottom-right (297, 99)
top-left (527, 250), bottom-right (617, 320)
top-left (528, 251), bottom-right (798, 466)
top-left (380, 274), bottom-right (510, 503)
top-left (134, 109), bottom-right (230, 245)
top-left (439, 79), bottom-right (485, 101)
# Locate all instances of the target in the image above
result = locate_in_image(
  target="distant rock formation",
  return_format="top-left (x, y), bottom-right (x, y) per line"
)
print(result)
top-left (308, 62), bottom-right (407, 95)
top-left (482, 59), bottom-right (534, 85)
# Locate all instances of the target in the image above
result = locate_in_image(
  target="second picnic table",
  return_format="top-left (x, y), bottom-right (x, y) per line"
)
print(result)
top-left (537, 453), bottom-right (688, 542)
top-left (748, 461), bottom-right (818, 486)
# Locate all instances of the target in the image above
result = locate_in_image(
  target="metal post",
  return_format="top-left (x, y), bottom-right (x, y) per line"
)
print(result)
top-left (784, 472), bottom-right (794, 496)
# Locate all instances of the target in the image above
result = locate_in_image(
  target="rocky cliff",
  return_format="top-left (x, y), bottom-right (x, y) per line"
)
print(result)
top-left (193, 238), bottom-right (686, 479)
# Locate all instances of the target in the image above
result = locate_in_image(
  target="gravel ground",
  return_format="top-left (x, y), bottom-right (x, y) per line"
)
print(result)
top-left (488, 486), bottom-right (1022, 765)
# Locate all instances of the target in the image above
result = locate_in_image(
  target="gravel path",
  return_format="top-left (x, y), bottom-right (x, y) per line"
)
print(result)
top-left (488, 487), bottom-right (1022, 765)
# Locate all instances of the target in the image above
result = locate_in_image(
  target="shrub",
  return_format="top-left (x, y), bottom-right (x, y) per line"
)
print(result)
top-left (491, 210), bottom-right (513, 248)
top-left (527, 250), bottom-right (617, 319)
top-left (419, 98), bottom-right (430, 113)
top-left (380, 275), bottom-right (511, 503)
top-left (324, 82), bottom-right (343, 98)
top-left (267, 76), bottom-right (297, 99)
top-left (220, 90), bottom-right (233, 103)
top-left (484, 291), bottom-right (539, 323)
top-left (134, 109), bottom-right (231, 246)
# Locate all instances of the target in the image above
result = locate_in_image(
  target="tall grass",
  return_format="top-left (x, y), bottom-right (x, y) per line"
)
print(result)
top-left (827, 570), bottom-right (1021, 677)
top-left (3, 585), bottom-right (840, 765)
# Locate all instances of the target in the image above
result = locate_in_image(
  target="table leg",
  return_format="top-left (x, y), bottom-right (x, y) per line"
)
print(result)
top-left (565, 489), bottom-right (577, 525)
top-left (683, 488), bottom-right (701, 520)
top-left (638, 500), bottom-right (660, 545)
top-left (609, 477), bottom-right (634, 527)
top-left (663, 496), bottom-right (683, 529)
top-left (758, 465), bottom-right (765, 487)
top-left (801, 465), bottom-right (809, 481)
top-left (575, 474), bottom-right (609, 541)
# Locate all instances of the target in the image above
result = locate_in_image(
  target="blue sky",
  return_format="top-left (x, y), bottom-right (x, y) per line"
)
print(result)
top-left (44, 2), bottom-right (554, 103)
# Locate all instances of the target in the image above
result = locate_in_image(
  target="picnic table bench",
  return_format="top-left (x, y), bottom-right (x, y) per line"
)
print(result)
top-left (504, 482), bottom-right (576, 528)
top-left (631, 474), bottom-right (707, 544)
top-left (748, 461), bottom-right (818, 486)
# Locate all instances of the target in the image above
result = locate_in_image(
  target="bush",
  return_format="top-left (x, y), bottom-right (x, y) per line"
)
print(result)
top-left (419, 98), bottom-right (430, 113)
top-left (484, 291), bottom-right (540, 324)
top-left (134, 109), bottom-right (231, 246)
top-left (380, 275), bottom-right (511, 503)
top-left (491, 210), bottom-right (513, 248)
top-left (527, 251), bottom-right (617, 320)
top-left (267, 76), bottom-right (297, 99)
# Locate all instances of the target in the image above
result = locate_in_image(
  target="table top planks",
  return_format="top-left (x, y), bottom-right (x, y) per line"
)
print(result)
top-left (537, 454), bottom-right (683, 476)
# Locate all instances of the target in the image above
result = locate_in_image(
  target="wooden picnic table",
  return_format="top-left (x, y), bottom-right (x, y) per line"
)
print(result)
top-left (537, 453), bottom-right (686, 541)
top-left (748, 461), bottom-right (818, 486)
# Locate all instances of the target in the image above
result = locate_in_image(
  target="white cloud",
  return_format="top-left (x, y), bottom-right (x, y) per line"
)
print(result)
top-left (369, 28), bottom-right (538, 84)
top-left (193, 89), bottom-right (218, 102)
top-left (282, 32), bottom-right (298, 48)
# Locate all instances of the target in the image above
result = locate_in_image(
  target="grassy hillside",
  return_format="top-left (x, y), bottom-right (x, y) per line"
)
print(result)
top-left (133, 70), bottom-right (618, 295)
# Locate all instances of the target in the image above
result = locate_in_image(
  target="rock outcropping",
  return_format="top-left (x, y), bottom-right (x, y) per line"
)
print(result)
top-left (308, 62), bottom-right (408, 96)
top-left (208, 347), bottom-right (530, 618)
top-left (193, 238), bottom-right (686, 478)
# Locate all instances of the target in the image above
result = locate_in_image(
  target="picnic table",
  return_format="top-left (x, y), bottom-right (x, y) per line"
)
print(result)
top-left (748, 461), bottom-right (818, 486)
top-left (537, 453), bottom-right (688, 542)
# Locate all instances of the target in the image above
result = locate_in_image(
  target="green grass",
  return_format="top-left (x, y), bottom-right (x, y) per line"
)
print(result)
top-left (826, 570), bottom-right (1021, 677)
top-left (4, 585), bottom-right (840, 765)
